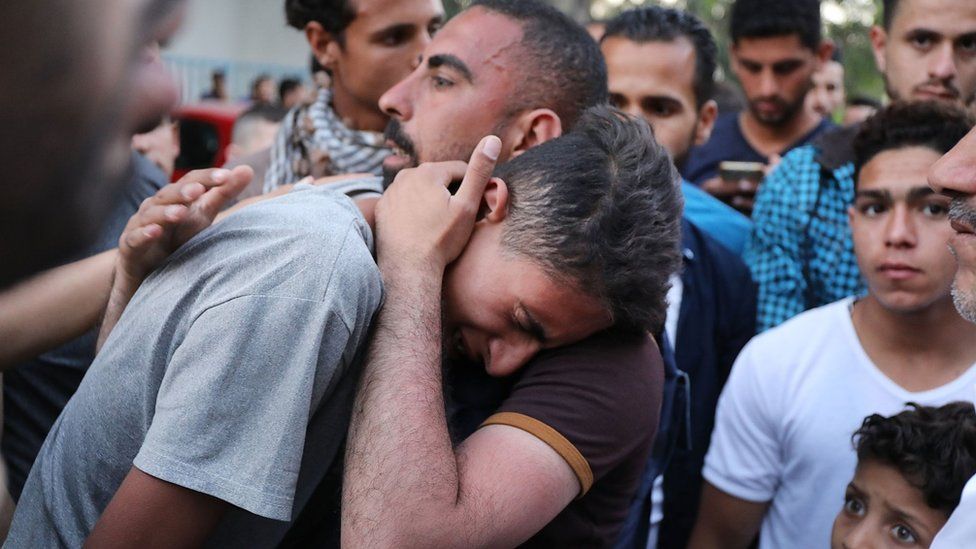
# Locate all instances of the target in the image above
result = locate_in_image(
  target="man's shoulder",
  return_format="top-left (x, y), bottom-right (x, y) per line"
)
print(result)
top-left (206, 182), bottom-right (375, 260)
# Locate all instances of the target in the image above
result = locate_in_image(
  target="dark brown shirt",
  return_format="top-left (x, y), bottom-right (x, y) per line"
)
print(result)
top-left (448, 331), bottom-right (664, 547)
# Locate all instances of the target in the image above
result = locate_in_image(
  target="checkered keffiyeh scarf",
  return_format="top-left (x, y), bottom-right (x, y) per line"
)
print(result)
top-left (264, 88), bottom-right (390, 193)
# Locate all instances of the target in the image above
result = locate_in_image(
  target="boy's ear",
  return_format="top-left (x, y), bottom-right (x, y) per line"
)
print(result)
top-left (480, 177), bottom-right (509, 222)
top-left (505, 109), bottom-right (563, 160)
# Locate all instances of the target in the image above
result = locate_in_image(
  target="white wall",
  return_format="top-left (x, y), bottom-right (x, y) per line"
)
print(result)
top-left (163, 0), bottom-right (310, 102)
top-left (166, 0), bottom-right (308, 66)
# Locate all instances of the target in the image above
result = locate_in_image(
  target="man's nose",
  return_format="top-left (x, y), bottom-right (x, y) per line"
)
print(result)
top-left (929, 128), bottom-right (976, 195)
top-left (378, 74), bottom-right (414, 121)
top-left (759, 69), bottom-right (778, 97)
top-left (929, 41), bottom-right (958, 82)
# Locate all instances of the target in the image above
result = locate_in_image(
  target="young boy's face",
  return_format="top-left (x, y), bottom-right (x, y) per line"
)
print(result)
top-left (831, 460), bottom-right (949, 548)
top-left (849, 146), bottom-right (957, 314)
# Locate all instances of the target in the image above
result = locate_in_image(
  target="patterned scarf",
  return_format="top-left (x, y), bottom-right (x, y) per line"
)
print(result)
top-left (264, 88), bottom-right (390, 193)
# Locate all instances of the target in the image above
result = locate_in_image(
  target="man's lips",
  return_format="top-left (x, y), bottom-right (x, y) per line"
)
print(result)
top-left (878, 262), bottom-right (922, 280)
top-left (915, 87), bottom-right (958, 101)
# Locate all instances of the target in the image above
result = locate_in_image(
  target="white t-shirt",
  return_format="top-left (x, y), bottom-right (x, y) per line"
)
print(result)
top-left (703, 298), bottom-right (976, 549)
top-left (933, 474), bottom-right (976, 548)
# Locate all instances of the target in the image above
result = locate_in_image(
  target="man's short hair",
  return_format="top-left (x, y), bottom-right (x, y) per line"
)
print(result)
top-left (233, 104), bottom-right (288, 145)
top-left (852, 101), bottom-right (975, 185)
top-left (853, 402), bottom-right (976, 516)
top-left (882, 0), bottom-right (901, 31)
top-left (730, 0), bottom-right (822, 50)
top-left (494, 105), bottom-right (682, 335)
top-left (285, 0), bottom-right (355, 43)
top-left (279, 78), bottom-right (303, 100)
top-left (601, 6), bottom-right (717, 108)
top-left (471, 0), bottom-right (609, 130)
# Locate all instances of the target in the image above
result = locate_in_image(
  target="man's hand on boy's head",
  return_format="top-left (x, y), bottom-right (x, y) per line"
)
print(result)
top-left (375, 136), bottom-right (501, 274)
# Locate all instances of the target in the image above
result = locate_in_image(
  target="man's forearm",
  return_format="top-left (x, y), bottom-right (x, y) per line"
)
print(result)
top-left (96, 267), bottom-right (144, 353)
top-left (0, 250), bottom-right (116, 368)
top-left (343, 261), bottom-right (462, 547)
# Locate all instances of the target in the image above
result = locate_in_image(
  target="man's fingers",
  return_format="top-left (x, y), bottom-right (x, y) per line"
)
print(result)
top-left (455, 136), bottom-right (501, 206)
top-left (194, 165), bottom-right (253, 217)
top-left (122, 223), bottom-right (163, 252)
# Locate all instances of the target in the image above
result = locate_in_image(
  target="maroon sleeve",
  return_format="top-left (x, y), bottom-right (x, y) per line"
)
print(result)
top-left (481, 331), bottom-right (663, 495)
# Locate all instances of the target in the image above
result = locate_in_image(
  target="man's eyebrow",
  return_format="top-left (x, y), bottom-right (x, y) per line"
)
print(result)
top-left (907, 187), bottom-right (937, 201)
top-left (904, 28), bottom-right (942, 41)
top-left (518, 303), bottom-right (549, 344)
top-left (855, 189), bottom-right (891, 201)
top-left (428, 54), bottom-right (474, 83)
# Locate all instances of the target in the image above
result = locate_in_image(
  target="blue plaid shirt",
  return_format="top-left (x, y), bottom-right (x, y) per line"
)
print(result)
top-left (745, 143), bottom-right (865, 332)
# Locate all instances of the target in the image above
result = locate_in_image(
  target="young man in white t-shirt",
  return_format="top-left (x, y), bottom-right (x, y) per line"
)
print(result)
top-left (688, 101), bottom-right (976, 549)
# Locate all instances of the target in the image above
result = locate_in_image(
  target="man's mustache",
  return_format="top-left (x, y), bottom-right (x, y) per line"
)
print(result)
top-left (915, 78), bottom-right (961, 100)
top-left (384, 120), bottom-right (418, 162)
top-left (950, 197), bottom-right (976, 228)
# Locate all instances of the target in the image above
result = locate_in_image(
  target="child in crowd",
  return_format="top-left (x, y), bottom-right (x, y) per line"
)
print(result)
top-left (832, 402), bottom-right (976, 548)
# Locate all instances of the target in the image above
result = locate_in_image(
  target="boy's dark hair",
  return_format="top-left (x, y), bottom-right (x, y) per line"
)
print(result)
top-left (285, 0), bottom-right (356, 44)
top-left (853, 101), bottom-right (975, 185)
top-left (494, 105), bottom-right (682, 335)
top-left (730, 0), bottom-right (822, 51)
top-left (847, 95), bottom-right (882, 109)
top-left (602, 7), bottom-right (717, 108)
top-left (853, 402), bottom-right (976, 516)
top-left (472, 0), bottom-right (609, 130)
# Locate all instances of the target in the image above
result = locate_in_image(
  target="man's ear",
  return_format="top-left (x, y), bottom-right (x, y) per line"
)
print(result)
top-left (305, 21), bottom-right (342, 73)
top-left (869, 26), bottom-right (888, 75)
top-left (694, 99), bottom-right (718, 146)
top-left (504, 109), bottom-right (563, 159)
top-left (480, 177), bottom-right (509, 223)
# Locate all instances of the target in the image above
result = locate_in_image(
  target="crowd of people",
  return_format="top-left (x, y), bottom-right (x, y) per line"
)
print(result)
top-left (0, 0), bottom-right (975, 547)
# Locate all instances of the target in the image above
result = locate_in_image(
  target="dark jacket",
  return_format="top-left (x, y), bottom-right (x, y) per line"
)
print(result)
top-left (616, 219), bottom-right (757, 549)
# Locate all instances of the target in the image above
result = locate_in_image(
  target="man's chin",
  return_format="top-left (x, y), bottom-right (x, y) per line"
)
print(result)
top-left (381, 155), bottom-right (416, 189)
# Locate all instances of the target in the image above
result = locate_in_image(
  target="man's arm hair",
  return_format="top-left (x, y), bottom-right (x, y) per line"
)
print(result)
top-left (688, 481), bottom-right (769, 549)
top-left (85, 467), bottom-right (227, 548)
top-left (0, 250), bottom-right (115, 368)
top-left (342, 140), bottom-right (579, 547)
top-left (341, 261), bottom-right (579, 548)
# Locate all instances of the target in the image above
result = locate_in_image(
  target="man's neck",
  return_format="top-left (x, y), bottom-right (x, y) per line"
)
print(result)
top-left (851, 295), bottom-right (976, 392)
top-left (738, 109), bottom-right (822, 159)
top-left (331, 85), bottom-right (388, 133)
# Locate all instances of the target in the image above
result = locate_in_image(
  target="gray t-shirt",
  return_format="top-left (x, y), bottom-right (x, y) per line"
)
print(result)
top-left (6, 182), bottom-right (383, 548)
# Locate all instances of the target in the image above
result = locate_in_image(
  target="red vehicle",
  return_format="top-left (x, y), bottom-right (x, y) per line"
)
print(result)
top-left (171, 101), bottom-right (248, 181)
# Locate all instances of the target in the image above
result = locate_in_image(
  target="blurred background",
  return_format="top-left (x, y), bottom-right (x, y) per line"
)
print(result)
top-left (164, 0), bottom-right (883, 108)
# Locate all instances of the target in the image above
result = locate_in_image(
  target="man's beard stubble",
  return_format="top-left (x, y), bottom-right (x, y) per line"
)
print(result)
top-left (949, 197), bottom-right (976, 322)
top-left (748, 91), bottom-right (808, 128)
top-left (883, 73), bottom-right (976, 108)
